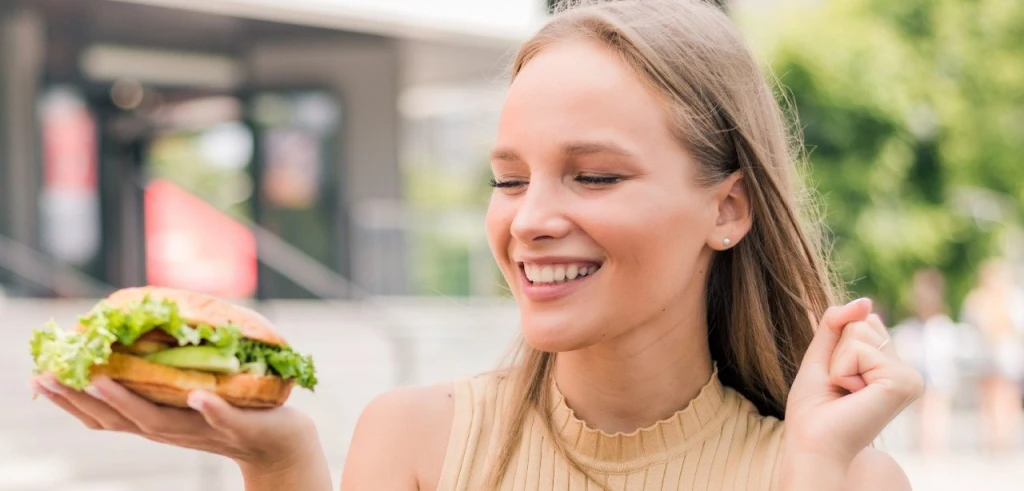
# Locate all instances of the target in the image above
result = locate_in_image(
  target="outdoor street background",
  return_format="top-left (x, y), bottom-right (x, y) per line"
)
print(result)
top-left (1, 0), bottom-right (1021, 489)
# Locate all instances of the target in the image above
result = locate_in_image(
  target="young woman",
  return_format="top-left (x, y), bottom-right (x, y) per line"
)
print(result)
top-left (962, 258), bottom-right (1024, 453)
top-left (31, 1), bottom-right (923, 489)
top-left (891, 269), bottom-right (961, 455)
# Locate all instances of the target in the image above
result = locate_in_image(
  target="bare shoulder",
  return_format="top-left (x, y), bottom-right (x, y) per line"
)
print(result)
top-left (845, 447), bottom-right (912, 491)
top-left (340, 382), bottom-right (456, 491)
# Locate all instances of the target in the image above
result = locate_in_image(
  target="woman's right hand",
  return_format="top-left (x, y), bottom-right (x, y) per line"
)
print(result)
top-left (30, 373), bottom-right (331, 488)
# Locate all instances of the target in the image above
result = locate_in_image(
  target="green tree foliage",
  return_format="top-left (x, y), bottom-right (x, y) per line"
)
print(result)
top-left (737, 0), bottom-right (1024, 318)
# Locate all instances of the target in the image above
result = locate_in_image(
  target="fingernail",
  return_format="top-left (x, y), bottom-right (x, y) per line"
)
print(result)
top-left (187, 393), bottom-right (205, 411)
top-left (848, 297), bottom-right (871, 308)
top-left (85, 386), bottom-right (105, 401)
top-left (30, 381), bottom-right (45, 400)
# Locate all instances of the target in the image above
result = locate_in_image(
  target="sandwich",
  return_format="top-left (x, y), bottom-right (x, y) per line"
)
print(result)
top-left (29, 286), bottom-right (317, 408)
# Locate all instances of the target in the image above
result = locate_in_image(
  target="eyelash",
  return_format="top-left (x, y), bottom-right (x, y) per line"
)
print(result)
top-left (488, 175), bottom-right (622, 188)
top-left (577, 175), bottom-right (622, 185)
top-left (488, 178), bottom-right (523, 188)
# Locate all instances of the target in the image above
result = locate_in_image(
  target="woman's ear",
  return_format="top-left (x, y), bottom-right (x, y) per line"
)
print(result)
top-left (707, 171), bottom-right (753, 251)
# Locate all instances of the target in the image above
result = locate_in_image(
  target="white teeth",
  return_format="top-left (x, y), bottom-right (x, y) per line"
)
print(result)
top-left (524, 262), bottom-right (600, 284)
top-left (540, 266), bottom-right (554, 283)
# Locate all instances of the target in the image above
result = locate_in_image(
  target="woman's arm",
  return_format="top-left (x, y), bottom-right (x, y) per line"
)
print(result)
top-left (782, 299), bottom-right (922, 491)
top-left (845, 448), bottom-right (912, 491)
top-left (32, 375), bottom-right (337, 491)
top-left (237, 428), bottom-right (333, 491)
top-left (340, 383), bottom-right (456, 491)
top-left (779, 447), bottom-right (911, 491)
top-left (32, 371), bottom-right (454, 491)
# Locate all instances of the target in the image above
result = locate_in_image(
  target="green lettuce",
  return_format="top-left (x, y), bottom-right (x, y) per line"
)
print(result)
top-left (237, 339), bottom-right (318, 390)
top-left (30, 295), bottom-right (317, 391)
top-left (30, 320), bottom-right (116, 390)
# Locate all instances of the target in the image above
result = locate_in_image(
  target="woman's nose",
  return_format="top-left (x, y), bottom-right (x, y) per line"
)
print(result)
top-left (509, 183), bottom-right (572, 243)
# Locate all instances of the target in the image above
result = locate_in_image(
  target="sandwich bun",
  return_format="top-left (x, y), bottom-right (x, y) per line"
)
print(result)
top-left (85, 286), bottom-right (293, 408)
top-left (92, 353), bottom-right (293, 408)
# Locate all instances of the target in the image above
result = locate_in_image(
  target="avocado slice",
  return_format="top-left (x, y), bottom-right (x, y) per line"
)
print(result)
top-left (145, 346), bottom-right (240, 374)
top-left (241, 360), bottom-right (268, 376)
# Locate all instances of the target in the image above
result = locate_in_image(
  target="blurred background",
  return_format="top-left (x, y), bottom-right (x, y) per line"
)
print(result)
top-left (0, 0), bottom-right (1020, 489)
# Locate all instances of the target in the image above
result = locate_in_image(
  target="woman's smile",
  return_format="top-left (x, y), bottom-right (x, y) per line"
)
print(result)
top-left (516, 258), bottom-right (603, 302)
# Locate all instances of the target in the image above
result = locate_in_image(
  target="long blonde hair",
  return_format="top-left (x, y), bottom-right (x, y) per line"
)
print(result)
top-left (486, 0), bottom-right (842, 487)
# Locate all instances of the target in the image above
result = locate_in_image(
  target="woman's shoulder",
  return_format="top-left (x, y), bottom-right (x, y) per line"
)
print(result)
top-left (341, 371), bottom-right (512, 491)
top-left (341, 382), bottom-right (457, 491)
top-left (360, 381), bottom-right (459, 417)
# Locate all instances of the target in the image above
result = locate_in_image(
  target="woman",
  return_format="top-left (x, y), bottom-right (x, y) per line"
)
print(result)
top-left (891, 268), bottom-right (962, 455)
top-left (31, 1), bottom-right (923, 489)
top-left (962, 258), bottom-right (1024, 453)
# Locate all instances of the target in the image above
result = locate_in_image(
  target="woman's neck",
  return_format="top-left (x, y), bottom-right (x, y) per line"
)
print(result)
top-left (552, 315), bottom-right (713, 435)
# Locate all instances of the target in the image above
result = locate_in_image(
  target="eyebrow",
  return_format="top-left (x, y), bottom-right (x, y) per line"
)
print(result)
top-left (563, 141), bottom-right (636, 159)
top-left (490, 141), bottom-right (636, 162)
top-left (491, 147), bottom-right (523, 162)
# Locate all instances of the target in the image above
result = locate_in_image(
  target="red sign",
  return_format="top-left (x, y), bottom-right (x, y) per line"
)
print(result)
top-left (144, 179), bottom-right (257, 299)
top-left (41, 90), bottom-right (98, 191)
top-left (39, 88), bottom-right (101, 265)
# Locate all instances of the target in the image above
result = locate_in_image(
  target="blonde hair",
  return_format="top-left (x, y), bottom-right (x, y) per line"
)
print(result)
top-left (486, 0), bottom-right (842, 487)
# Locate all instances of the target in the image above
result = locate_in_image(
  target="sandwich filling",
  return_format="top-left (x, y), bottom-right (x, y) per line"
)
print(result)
top-left (30, 296), bottom-right (317, 391)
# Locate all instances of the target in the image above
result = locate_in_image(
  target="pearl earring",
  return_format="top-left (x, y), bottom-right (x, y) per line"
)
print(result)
top-left (723, 237), bottom-right (732, 247)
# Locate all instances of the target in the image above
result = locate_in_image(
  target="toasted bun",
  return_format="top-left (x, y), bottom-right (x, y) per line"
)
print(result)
top-left (92, 353), bottom-right (293, 408)
top-left (97, 286), bottom-right (287, 346)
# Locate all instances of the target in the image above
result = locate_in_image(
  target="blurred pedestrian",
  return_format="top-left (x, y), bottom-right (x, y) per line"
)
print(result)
top-left (961, 258), bottom-right (1024, 453)
top-left (891, 268), bottom-right (961, 455)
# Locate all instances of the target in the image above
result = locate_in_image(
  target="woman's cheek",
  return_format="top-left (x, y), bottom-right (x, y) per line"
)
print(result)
top-left (485, 199), bottom-right (514, 248)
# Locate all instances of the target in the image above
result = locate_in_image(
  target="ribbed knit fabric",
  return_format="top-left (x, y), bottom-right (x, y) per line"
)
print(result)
top-left (436, 369), bottom-right (785, 490)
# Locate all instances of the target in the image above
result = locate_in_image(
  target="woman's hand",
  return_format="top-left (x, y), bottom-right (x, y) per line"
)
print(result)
top-left (30, 374), bottom-right (332, 490)
top-left (783, 298), bottom-right (924, 479)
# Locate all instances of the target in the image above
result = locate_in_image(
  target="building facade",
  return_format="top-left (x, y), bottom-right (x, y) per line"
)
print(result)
top-left (0, 0), bottom-right (543, 299)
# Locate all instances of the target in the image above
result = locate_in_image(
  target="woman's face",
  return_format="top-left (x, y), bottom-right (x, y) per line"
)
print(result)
top-left (486, 39), bottom-right (741, 353)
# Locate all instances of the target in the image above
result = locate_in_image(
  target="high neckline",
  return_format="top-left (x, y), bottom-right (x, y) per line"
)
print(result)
top-left (548, 367), bottom-right (740, 472)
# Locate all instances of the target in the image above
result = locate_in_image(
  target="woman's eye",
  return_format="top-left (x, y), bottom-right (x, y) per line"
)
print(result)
top-left (575, 174), bottom-right (622, 185)
top-left (488, 175), bottom-right (622, 189)
top-left (489, 178), bottom-right (527, 189)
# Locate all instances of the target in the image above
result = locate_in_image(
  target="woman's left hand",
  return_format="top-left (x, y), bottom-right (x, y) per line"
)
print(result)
top-left (784, 297), bottom-right (924, 464)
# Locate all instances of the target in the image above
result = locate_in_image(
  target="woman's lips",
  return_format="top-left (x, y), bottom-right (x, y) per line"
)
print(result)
top-left (518, 262), bottom-right (601, 302)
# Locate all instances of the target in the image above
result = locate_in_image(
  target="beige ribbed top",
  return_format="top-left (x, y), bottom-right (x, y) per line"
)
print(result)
top-left (436, 369), bottom-right (785, 490)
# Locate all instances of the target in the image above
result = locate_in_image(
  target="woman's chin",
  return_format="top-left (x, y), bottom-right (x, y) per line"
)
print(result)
top-left (520, 319), bottom-right (599, 353)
